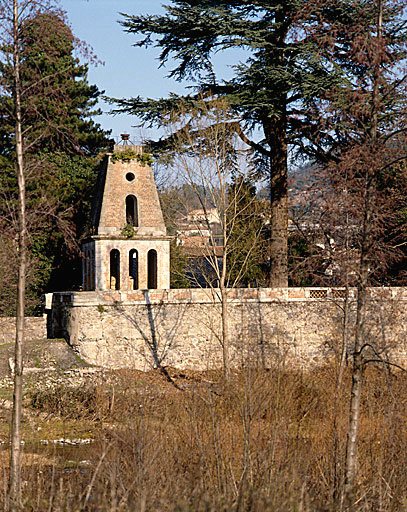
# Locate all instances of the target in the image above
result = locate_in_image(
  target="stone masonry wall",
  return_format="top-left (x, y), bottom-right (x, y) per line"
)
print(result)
top-left (0, 316), bottom-right (47, 344)
top-left (50, 288), bottom-right (407, 370)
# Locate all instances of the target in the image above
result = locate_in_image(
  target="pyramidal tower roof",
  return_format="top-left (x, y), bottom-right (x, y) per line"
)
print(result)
top-left (91, 144), bottom-right (166, 237)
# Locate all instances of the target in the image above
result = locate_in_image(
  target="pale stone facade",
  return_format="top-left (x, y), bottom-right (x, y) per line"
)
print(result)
top-left (82, 238), bottom-right (170, 292)
top-left (82, 144), bottom-right (171, 291)
top-left (49, 287), bottom-right (407, 370)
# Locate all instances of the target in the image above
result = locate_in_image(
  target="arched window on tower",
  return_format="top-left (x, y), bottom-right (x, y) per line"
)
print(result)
top-left (110, 249), bottom-right (120, 290)
top-left (129, 249), bottom-right (139, 290)
top-left (147, 249), bottom-right (158, 289)
top-left (90, 248), bottom-right (95, 291)
top-left (126, 195), bottom-right (138, 227)
top-left (84, 251), bottom-right (89, 291)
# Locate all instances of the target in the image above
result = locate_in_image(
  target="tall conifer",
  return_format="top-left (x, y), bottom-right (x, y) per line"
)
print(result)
top-left (0, 13), bottom-right (109, 311)
top-left (115, 0), bottom-right (353, 286)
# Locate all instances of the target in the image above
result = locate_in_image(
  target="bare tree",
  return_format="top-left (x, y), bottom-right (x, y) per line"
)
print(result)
top-left (161, 98), bottom-right (265, 379)
top-left (0, 1), bottom-right (96, 506)
top-left (301, 0), bottom-right (407, 504)
top-left (8, 1), bottom-right (26, 505)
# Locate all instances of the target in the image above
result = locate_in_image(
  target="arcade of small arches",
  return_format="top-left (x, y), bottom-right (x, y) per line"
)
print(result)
top-left (82, 243), bottom-right (161, 292)
top-left (109, 248), bottom-right (158, 291)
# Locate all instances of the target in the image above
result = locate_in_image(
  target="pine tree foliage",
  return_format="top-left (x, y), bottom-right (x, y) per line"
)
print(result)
top-left (114, 0), bottom-right (360, 285)
top-left (226, 175), bottom-right (267, 286)
top-left (0, 13), bottom-right (106, 156)
top-left (0, 11), bottom-right (110, 313)
top-left (170, 240), bottom-right (191, 288)
top-left (305, 0), bottom-right (407, 282)
top-left (300, 0), bottom-right (407, 500)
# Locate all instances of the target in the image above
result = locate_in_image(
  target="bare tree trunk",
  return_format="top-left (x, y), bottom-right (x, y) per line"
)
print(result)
top-left (341, 2), bottom-right (382, 506)
top-left (220, 210), bottom-right (230, 380)
top-left (337, 217), bottom-right (351, 394)
top-left (220, 284), bottom-right (230, 380)
top-left (333, 274), bottom-right (350, 503)
top-left (342, 127), bottom-right (378, 510)
top-left (266, 112), bottom-right (288, 288)
top-left (342, 276), bottom-right (368, 504)
top-left (342, 137), bottom-right (376, 507)
top-left (342, 143), bottom-right (377, 505)
top-left (9, 0), bottom-right (26, 507)
top-left (337, 285), bottom-right (350, 393)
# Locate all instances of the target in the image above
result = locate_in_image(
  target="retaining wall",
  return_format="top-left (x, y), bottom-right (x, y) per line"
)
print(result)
top-left (49, 288), bottom-right (407, 370)
top-left (0, 316), bottom-right (47, 344)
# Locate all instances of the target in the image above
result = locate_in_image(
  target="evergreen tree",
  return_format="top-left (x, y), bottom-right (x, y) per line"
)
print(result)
top-left (302, 0), bottom-right (407, 502)
top-left (0, 13), bottom-right (107, 156)
top-left (170, 240), bottom-right (191, 288)
top-left (114, 0), bottom-right (355, 286)
top-left (226, 175), bottom-right (266, 287)
top-left (0, 12), bottom-right (110, 313)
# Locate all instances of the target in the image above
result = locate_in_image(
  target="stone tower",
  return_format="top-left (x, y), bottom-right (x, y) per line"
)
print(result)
top-left (82, 143), bottom-right (170, 291)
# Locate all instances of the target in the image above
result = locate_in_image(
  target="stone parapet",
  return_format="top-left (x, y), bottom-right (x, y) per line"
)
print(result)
top-left (50, 287), bottom-right (407, 307)
top-left (48, 287), bottom-right (407, 371)
top-left (112, 145), bottom-right (143, 154)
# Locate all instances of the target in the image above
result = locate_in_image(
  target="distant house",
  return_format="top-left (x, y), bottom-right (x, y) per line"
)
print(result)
top-left (173, 208), bottom-right (224, 286)
top-left (176, 208), bottom-right (223, 250)
top-left (186, 208), bottom-right (220, 225)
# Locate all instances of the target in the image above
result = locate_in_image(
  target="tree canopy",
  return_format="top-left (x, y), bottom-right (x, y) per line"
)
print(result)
top-left (226, 175), bottom-right (267, 287)
top-left (0, 11), bottom-right (110, 314)
top-left (0, 13), bottom-right (107, 156)
top-left (114, 0), bottom-right (361, 285)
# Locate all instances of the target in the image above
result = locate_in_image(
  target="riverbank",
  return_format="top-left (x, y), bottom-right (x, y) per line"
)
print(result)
top-left (0, 340), bottom-right (406, 511)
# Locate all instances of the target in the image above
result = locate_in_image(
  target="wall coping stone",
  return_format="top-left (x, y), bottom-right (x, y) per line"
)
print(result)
top-left (49, 287), bottom-right (407, 308)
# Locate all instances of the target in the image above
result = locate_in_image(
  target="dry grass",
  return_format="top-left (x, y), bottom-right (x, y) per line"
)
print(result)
top-left (1, 363), bottom-right (407, 511)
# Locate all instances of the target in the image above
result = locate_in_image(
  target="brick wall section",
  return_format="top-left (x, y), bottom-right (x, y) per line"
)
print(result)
top-left (0, 317), bottom-right (47, 344)
top-left (49, 288), bottom-right (407, 370)
top-left (96, 147), bottom-right (166, 236)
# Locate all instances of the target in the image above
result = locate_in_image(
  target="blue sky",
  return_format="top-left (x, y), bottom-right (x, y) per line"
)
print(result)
top-left (60, 0), bottom-right (244, 143)
top-left (60, 0), bottom-right (185, 142)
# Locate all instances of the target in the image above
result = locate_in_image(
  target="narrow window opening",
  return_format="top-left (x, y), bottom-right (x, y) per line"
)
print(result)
top-left (126, 195), bottom-right (138, 227)
top-left (147, 249), bottom-right (158, 289)
top-left (84, 251), bottom-right (89, 291)
top-left (129, 249), bottom-right (139, 290)
top-left (90, 249), bottom-right (95, 291)
top-left (110, 249), bottom-right (120, 290)
top-left (87, 251), bottom-right (91, 291)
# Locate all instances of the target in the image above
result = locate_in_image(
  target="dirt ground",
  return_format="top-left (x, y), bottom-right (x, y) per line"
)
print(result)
top-left (0, 338), bottom-right (89, 378)
top-left (0, 338), bottom-right (220, 443)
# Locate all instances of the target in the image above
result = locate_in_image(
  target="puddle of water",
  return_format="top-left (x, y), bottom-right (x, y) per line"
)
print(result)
top-left (1, 440), bottom-right (95, 466)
